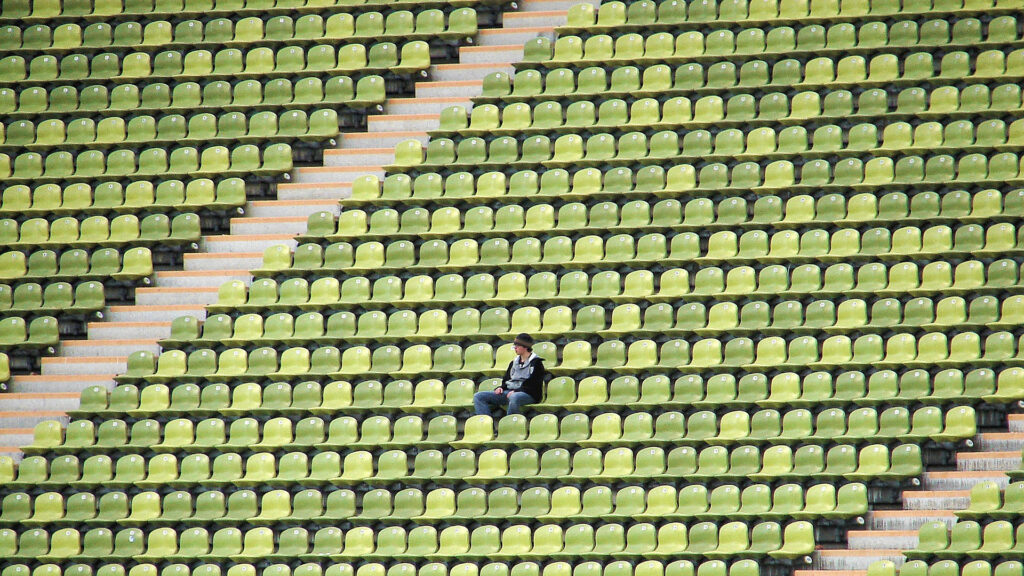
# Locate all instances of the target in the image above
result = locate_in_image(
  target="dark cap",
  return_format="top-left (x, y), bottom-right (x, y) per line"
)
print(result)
top-left (513, 333), bottom-right (535, 350)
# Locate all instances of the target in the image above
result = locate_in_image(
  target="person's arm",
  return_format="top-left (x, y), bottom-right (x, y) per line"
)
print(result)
top-left (495, 360), bottom-right (514, 395)
top-left (521, 357), bottom-right (546, 399)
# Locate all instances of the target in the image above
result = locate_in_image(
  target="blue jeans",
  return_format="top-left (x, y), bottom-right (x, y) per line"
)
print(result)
top-left (474, 390), bottom-right (536, 417)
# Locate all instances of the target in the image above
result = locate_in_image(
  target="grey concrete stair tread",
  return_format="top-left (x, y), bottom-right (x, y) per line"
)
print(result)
top-left (184, 252), bottom-right (263, 272)
top-left (9, 374), bottom-right (115, 394)
top-left (0, 393), bottom-right (79, 411)
top-left (430, 61), bottom-right (514, 82)
top-left (387, 97), bottom-right (473, 115)
top-left (416, 81), bottom-right (484, 98)
top-left (796, 571), bottom-right (867, 576)
top-left (87, 321), bottom-right (172, 341)
top-left (292, 165), bottom-right (385, 183)
top-left (246, 199), bottom-right (341, 218)
top-left (41, 356), bottom-right (125, 376)
top-left (277, 182), bottom-right (353, 201)
top-left (135, 287), bottom-right (219, 307)
top-left (230, 216), bottom-right (310, 236)
top-left (155, 270), bottom-right (251, 289)
top-left (502, 9), bottom-right (567, 27)
top-left (59, 339), bottom-right (159, 357)
top-left (847, 530), bottom-right (917, 550)
top-left (956, 450), bottom-right (1020, 471)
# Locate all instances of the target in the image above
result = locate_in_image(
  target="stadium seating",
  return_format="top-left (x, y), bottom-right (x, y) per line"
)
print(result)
top-left (3, 0), bottom-right (1023, 574)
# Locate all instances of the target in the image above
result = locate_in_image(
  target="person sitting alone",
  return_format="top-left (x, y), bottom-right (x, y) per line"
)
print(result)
top-left (473, 333), bottom-right (547, 417)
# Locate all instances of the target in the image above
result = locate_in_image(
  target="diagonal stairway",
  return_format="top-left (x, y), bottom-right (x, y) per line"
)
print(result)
top-left (0, 0), bottom-right (585, 461)
top-left (797, 413), bottom-right (1024, 576)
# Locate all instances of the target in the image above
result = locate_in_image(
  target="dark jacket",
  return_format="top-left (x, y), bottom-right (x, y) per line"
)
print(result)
top-left (503, 354), bottom-right (546, 400)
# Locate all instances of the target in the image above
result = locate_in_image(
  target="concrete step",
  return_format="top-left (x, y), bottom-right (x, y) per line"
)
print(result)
top-left (368, 113), bottom-right (441, 133)
top-left (203, 233), bottom-right (298, 253)
top-left (277, 181), bottom-right (353, 201)
top-left (40, 356), bottom-right (124, 377)
top-left (957, 450), bottom-right (1019, 472)
top-left (458, 44), bottom-right (524, 64)
top-left (0, 428), bottom-right (34, 450)
top-left (517, 0), bottom-right (594, 11)
top-left (245, 199), bottom-right (341, 219)
top-left (430, 62), bottom-right (515, 82)
top-left (477, 26), bottom-right (556, 46)
top-left (8, 374), bottom-right (115, 394)
top-left (387, 96), bottom-right (473, 116)
top-left (0, 393), bottom-right (80, 412)
top-left (847, 530), bottom-right (917, 551)
top-left (870, 510), bottom-right (957, 531)
top-left (0, 448), bottom-right (24, 463)
top-left (796, 571), bottom-right (866, 576)
top-left (230, 216), bottom-right (309, 236)
top-left (87, 321), bottom-right (172, 341)
top-left (0, 411), bottom-right (68, 431)
top-left (155, 270), bottom-right (251, 289)
top-left (338, 131), bottom-right (428, 150)
top-left (417, 79), bottom-right (484, 99)
top-left (814, 550), bottom-right (906, 571)
top-left (184, 252), bottom-right (263, 273)
top-left (977, 432), bottom-right (1024, 452)
top-left (135, 287), bottom-right (219, 307)
top-left (923, 470), bottom-right (1011, 491)
top-left (292, 165), bottom-right (385, 184)
top-left (106, 304), bottom-right (206, 323)
top-left (321, 147), bottom-right (396, 167)
top-left (502, 9), bottom-right (567, 28)
top-left (59, 339), bottom-right (160, 358)
top-left (902, 490), bottom-right (970, 511)
top-left (1008, 414), bottom-right (1024, 433)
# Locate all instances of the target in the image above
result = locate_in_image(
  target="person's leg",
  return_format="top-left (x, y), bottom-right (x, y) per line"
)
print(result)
top-left (473, 391), bottom-right (508, 416)
top-left (506, 392), bottom-right (536, 415)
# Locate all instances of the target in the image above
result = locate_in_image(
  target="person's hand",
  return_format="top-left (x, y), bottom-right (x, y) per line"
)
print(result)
top-left (494, 387), bottom-right (503, 395)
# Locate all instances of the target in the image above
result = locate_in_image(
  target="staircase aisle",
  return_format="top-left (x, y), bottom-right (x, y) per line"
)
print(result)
top-left (797, 413), bottom-right (1024, 576)
top-left (0, 0), bottom-right (584, 460)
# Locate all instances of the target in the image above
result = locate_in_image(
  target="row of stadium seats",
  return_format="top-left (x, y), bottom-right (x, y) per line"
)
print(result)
top-left (0, 0), bottom-right (475, 21)
top-left (111, 331), bottom-right (1024, 384)
top-left (0, 315), bottom-right (58, 348)
top-left (0, 281), bottom-right (104, 315)
top-left (908, 519), bottom-right (1024, 559)
top-left (0, 110), bottom-right (341, 150)
top-left (454, 89), bottom-right (1024, 140)
top-left (303, 192), bottom-right (1024, 242)
top-left (214, 259), bottom-right (1024, 313)
top-left (0, 213), bottom-right (199, 248)
top-left (565, 0), bottom-right (1021, 31)
top-left (0, 76), bottom-right (385, 118)
top-left (345, 161), bottom-right (1024, 206)
top-left (531, 18), bottom-right (1012, 64)
top-left (390, 125), bottom-right (1024, 169)
top-left (0, 520), bottom-right (814, 561)
top-left (2, 442), bottom-right (924, 487)
top-left (0, 9), bottom-right (477, 52)
top-left (0, 246), bottom-right (152, 282)
top-left (0, 179), bottom-right (246, 216)
top-left (73, 366), bottom-right (1018, 420)
top-left (0, 559), bottom-right (761, 576)
top-left (483, 53), bottom-right (1014, 101)
top-left (0, 143), bottom-right (293, 181)
top-left (154, 296), bottom-right (1024, 350)
top-left (256, 226), bottom-right (1024, 277)
top-left (959, 480), bottom-right (1024, 518)
top-left (0, 41), bottom-right (430, 83)
top-left (25, 404), bottom-right (974, 456)
top-left (440, 99), bottom-right (1023, 141)
top-left (0, 482), bottom-right (865, 526)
